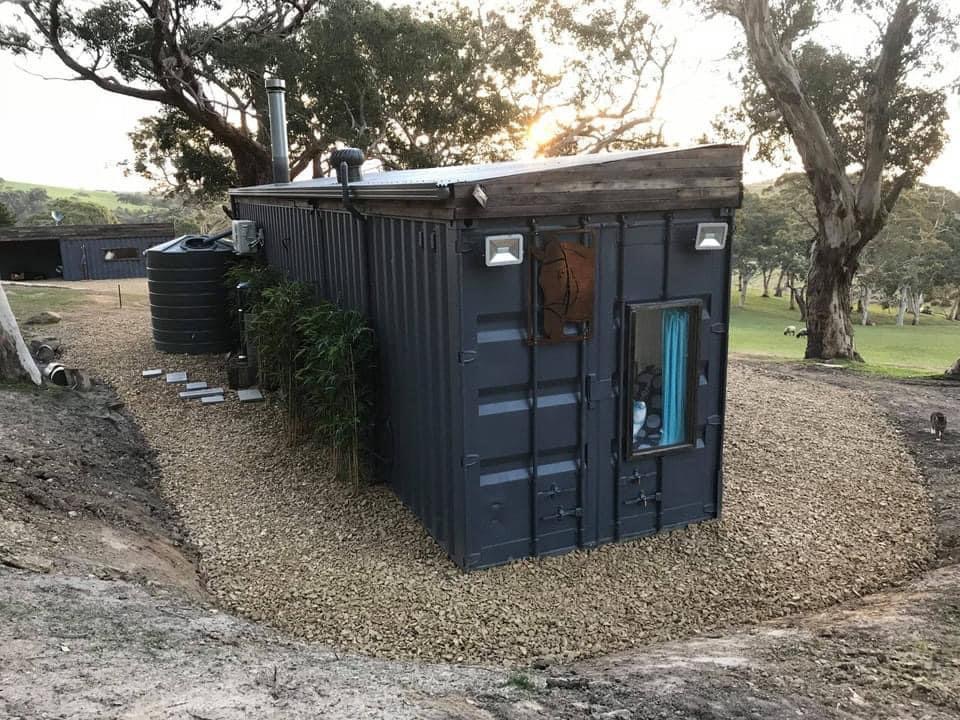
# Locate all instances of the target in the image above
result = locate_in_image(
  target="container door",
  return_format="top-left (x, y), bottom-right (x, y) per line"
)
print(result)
top-left (608, 213), bottom-right (729, 542)
top-left (460, 224), bottom-right (600, 568)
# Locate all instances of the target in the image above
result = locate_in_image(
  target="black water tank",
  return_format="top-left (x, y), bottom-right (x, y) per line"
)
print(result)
top-left (146, 235), bottom-right (233, 354)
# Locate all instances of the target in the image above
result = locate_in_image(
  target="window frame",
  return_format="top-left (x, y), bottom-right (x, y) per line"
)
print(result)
top-left (623, 298), bottom-right (702, 459)
top-left (103, 247), bottom-right (141, 262)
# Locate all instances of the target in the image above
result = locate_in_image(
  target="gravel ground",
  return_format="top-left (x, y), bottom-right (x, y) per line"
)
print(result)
top-left (53, 292), bottom-right (937, 665)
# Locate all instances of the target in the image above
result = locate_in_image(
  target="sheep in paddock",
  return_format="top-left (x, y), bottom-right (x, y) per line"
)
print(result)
top-left (796, 328), bottom-right (808, 338)
top-left (783, 325), bottom-right (796, 336)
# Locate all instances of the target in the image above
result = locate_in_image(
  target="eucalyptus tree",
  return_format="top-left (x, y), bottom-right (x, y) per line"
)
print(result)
top-left (704, 0), bottom-right (956, 360)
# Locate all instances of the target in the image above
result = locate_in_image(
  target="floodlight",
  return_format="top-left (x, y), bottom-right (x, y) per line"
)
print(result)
top-left (484, 234), bottom-right (524, 266)
top-left (694, 223), bottom-right (728, 251)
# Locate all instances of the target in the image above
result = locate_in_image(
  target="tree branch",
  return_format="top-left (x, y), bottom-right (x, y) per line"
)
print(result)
top-left (855, 0), bottom-right (918, 231)
top-left (29, 1), bottom-right (169, 103)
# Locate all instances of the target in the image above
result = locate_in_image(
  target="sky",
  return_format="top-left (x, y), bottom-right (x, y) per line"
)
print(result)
top-left (0, 2), bottom-right (957, 193)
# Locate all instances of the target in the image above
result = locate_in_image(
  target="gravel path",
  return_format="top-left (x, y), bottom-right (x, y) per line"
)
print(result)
top-left (55, 294), bottom-right (937, 665)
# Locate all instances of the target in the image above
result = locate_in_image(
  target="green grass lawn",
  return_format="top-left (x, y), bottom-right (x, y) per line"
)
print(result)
top-left (730, 287), bottom-right (960, 376)
top-left (3, 285), bottom-right (87, 323)
top-left (0, 179), bottom-right (142, 212)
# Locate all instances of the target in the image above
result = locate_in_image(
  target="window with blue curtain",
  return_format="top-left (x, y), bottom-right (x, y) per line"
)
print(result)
top-left (628, 303), bottom-right (696, 454)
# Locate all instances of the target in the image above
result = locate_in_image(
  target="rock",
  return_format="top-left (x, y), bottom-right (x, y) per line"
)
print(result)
top-left (25, 311), bottom-right (62, 325)
top-left (0, 554), bottom-right (53, 573)
top-left (546, 676), bottom-right (588, 690)
top-left (596, 711), bottom-right (632, 720)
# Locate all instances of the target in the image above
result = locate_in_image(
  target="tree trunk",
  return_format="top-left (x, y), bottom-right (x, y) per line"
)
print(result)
top-left (774, 269), bottom-right (785, 297)
top-left (791, 285), bottom-right (807, 321)
top-left (788, 273), bottom-right (796, 310)
top-left (0, 284), bottom-right (41, 384)
top-left (231, 145), bottom-right (274, 187)
top-left (910, 291), bottom-right (923, 326)
top-left (860, 286), bottom-right (871, 326)
top-left (896, 292), bottom-right (908, 327)
top-left (738, 271), bottom-right (751, 308)
top-left (761, 269), bottom-right (772, 297)
top-left (804, 245), bottom-right (860, 360)
top-left (949, 296), bottom-right (960, 321)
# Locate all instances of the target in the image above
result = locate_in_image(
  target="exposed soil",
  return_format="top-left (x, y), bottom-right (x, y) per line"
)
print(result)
top-left (2, 546), bottom-right (958, 719)
top-left (0, 380), bottom-right (202, 597)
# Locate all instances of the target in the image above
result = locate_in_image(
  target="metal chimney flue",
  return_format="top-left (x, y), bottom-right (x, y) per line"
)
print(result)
top-left (264, 77), bottom-right (290, 184)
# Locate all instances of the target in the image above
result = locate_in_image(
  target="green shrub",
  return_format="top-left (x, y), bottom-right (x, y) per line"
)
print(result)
top-left (248, 280), bottom-right (313, 440)
top-left (243, 276), bottom-right (378, 487)
top-left (224, 260), bottom-right (282, 316)
top-left (296, 302), bottom-right (377, 489)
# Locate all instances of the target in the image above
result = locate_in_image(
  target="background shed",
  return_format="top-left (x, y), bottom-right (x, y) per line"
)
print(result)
top-left (0, 223), bottom-right (174, 281)
top-left (231, 145), bottom-right (743, 569)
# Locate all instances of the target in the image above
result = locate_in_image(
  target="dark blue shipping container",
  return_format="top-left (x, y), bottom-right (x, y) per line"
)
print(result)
top-left (230, 146), bottom-right (743, 569)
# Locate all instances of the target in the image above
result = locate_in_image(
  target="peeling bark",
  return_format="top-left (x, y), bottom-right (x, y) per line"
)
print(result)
top-left (804, 245), bottom-right (859, 360)
top-left (0, 284), bottom-right (41, 385)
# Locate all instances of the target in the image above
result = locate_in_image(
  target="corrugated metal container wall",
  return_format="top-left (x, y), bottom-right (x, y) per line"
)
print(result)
top-left (234, 201), bottom-right (367, 312)
top-left (233, 199), bottom-right (468, 560)
top-left (60, 234), bottom-right (164, 281)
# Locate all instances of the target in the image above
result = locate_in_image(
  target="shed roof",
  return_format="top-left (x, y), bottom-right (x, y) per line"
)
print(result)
top-left (230, 145), bottom-right (744, 219)
top-left (0, 223), bottom-right (175, 244)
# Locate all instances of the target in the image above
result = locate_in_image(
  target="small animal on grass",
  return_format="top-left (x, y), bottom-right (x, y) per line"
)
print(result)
top-left (783, 325), bottom-right (796, 336)
top-left (796, 328), bottom-right (808, 338)
top-left (930, 412), bottom-right (947, 442)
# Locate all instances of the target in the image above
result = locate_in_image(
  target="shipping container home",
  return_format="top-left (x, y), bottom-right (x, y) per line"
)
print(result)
top-left (230, 145), bottom-right (743, 570)
top-left (0, 223), bottom-right (174, 281)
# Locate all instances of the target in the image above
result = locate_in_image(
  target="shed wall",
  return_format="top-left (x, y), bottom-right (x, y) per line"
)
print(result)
top-left (60, 234), bottom-right (166, 281)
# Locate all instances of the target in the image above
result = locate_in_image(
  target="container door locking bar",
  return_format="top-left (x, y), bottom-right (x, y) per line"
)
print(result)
top-left (541, 506), bottom-right (583, 522)
top-left (624, 490), bottom-right (661, 507)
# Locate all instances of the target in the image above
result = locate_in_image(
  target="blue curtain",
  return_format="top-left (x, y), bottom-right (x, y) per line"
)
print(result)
top-left (660, 308), bottom-right (688, 446)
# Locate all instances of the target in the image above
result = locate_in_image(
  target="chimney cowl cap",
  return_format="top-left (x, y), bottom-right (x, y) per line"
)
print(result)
top-left (265, 77), bottom-right (286, 91)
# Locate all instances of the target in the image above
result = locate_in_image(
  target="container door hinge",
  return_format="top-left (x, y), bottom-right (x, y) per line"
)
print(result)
top-left (541, 506), bottom-right (583, 522)
top-left (584, 373), bottom-right (596, 409)
top-left (624, 490), bottom-right (662, 506)
top-left (458, 349), bottom-right (477, 365)
top-left (710, 323), bottom-right (727, 335)
top-left (707, 414), bottom-right (723, 427)
top-left (461, 453), bottom-right (480, 468)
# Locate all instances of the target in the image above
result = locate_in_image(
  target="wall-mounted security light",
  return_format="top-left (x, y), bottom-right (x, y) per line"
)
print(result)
top-left (484, 234), bottom-right (524, 266)
top-left (694, 223), bottom-right (728, 251)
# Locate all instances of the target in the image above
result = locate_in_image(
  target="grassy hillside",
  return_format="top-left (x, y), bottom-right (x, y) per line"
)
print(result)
top-left (730, 287), bottom-right (960, 376)
top-left (0, 179), bottom-right (146, 211)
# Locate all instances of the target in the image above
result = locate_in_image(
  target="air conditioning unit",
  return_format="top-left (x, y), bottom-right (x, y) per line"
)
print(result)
top-left (232, 220), bottom-right (260, 255)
